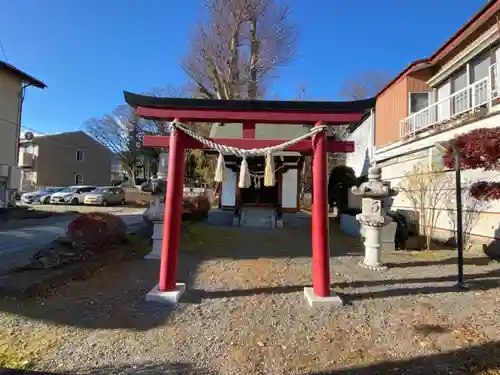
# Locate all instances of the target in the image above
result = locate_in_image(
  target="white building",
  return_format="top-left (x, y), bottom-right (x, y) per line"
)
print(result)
top-left (366, 0), bottom-right (500, 245)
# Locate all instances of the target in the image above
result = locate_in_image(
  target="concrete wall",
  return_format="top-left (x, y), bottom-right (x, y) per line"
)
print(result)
top-left (345, 112), bottom-right (373, 177)
top-left (375, 111), bottom-right (500, 245)
top-left (345, 112), bottom-right (374, 210)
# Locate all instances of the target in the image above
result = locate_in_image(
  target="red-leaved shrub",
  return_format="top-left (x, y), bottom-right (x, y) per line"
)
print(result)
top-left (444, 127), bottom-right (500, 171)
top-left (67, 212), bottom-right (127, 247)
top-left (470, 181), bottom-right (500, 201)
top-left (444, 127), bottom-right (500, 202)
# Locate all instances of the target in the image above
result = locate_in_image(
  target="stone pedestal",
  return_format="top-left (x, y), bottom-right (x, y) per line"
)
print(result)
top-left (143, 196), bottom-right (165, 260)
top-left (146, 220), bottom-right (164, 259)
top-left (358, 217), bottom-right (388, 271)
top-left (360, 220), bottom-right (397, 252)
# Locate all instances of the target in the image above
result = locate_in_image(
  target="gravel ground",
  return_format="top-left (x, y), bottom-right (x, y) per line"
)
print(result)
top-left (1, 217), bottom-right (500, 374)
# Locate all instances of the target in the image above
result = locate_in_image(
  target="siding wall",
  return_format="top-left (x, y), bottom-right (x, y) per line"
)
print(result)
top-left (375, 72), bottom-right (433, 148)
top-left (0, 70), bottom-right (21, 168)
top-left (35, 132), bottom-right (112, 187)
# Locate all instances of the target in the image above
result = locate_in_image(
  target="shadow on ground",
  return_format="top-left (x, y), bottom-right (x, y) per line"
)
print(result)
top-left (184, 265), bottom-right (500, 303)
top-left (303, 340), bottom-right (500, 374)
top-left (76, 361), bottom-right (217, 375)
top-left (0, 211), bottom-right (498, 331)
top-left (0, 361), bottom-right (217, 374)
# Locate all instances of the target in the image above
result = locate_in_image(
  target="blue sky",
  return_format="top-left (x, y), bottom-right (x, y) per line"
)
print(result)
top-left (0, 0), bottom-right (486, 134)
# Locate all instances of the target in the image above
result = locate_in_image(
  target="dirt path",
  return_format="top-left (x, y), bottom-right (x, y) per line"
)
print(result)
top-left (1, 220), bottom-right (500, 374)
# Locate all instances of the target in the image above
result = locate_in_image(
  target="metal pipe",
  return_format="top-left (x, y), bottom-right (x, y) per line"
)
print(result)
top-left (454, 149), bottom-right (465, 287)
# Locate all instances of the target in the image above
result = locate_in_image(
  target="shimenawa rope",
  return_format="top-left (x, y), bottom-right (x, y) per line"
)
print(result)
top-left (167, 121), bottom-right (328, 188)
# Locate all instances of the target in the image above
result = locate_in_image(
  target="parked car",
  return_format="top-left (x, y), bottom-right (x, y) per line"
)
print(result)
top-left (83, 186), bottom-right (126, 206)
top-left (50, 185), bottom-right (96, 205)
top-left (20, 187), bottom-right (65, 204)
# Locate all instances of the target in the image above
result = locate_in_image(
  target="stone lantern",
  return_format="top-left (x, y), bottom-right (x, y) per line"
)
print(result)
top-left (351, 162), bottom-right (399, 271)
top-left (141, 151), bottom-right (168, 259)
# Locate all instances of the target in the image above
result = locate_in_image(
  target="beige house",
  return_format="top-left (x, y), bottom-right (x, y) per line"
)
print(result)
top-left (19, 131), bottom-right (113, 191)
top-left (0, 60), bottom-right (46, 207)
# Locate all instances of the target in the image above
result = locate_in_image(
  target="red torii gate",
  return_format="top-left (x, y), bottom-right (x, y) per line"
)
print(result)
top-left (124, 91), bottom-right (375, 304)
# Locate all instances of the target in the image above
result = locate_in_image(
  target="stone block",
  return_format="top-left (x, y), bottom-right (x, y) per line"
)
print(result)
top-left (303, 287), bottom-right (343, 308)
top-left (145, 283), bottom-right (186, 305)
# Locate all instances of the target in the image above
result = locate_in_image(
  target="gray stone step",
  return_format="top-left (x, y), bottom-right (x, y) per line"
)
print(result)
top-left (239, 208), bottom-right (276, 229)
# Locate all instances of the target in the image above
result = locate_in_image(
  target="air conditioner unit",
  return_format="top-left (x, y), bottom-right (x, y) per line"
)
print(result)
top-left (0, 165), bottom-right (8, 178)
top-left (8, 166), bottom-right (21, 190)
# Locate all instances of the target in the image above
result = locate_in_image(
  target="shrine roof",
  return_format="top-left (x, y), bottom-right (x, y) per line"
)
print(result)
top-left (124, 91), bottom-right (375, 114)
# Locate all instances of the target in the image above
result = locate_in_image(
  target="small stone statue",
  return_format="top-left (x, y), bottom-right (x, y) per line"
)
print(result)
top-left (351, 161), bottom-right (399, 271)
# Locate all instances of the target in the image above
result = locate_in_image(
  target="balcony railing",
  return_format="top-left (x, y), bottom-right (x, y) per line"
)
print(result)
top-left (400, 64), bottom-right (500, 140)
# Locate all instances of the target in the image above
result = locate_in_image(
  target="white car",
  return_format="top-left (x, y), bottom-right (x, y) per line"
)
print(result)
top-left (49, 185), bottom-right (97, 205)
top-left (20, 187), bottom-right (65, 204)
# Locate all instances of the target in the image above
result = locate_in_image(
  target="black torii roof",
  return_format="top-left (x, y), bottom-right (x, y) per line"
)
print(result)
top-left (124, 91), bottom-right (376, 114)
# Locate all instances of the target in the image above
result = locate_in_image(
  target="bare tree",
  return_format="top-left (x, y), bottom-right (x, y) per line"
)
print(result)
top-left (446, 181), bottom-right (491, 251)
top-left (338, 70), bottom-right (392, 101)
top-left (84, 105), bottom-right (140, 183)
top-left (141, 85), bottom-right (190, 135)
top-left (399, 164), bottom-right (453, 250)
top-left (182, 0), bottom-right (298, 100)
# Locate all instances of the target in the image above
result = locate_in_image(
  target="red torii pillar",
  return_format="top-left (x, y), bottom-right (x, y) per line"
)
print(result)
top-left (144, 129), bottom-right (346, 305)
top-left (311, 121), bottom-right (331, 298)
top-left (159, 123), bottom-right (186, 292)
top-left (125, 91), bottom-right (367, 307)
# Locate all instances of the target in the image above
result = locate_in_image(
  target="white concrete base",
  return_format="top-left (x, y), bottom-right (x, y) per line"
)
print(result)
top-left (145, 283), bottom-right (186, 304)
top-left (304, 287), bottom-right (343, 307)
top-left (276, 219), bottom-right (284, 229)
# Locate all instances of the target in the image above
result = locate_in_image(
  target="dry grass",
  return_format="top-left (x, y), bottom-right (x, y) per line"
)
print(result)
top-left (0, 322), bottom-right (62, 369)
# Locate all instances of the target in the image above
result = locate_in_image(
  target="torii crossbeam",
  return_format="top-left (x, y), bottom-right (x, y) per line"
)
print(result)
top-left (125, 91), bottom-right (375, 306)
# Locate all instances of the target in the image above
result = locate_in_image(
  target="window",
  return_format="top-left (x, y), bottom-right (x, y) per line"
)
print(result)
top-left (436, 80), bottom-right (451, 121)
top-left (471, 52), bottom-right (491, 83)
top-left (451, 67), bottom-right (468, 114)
top-left (113, 188), bottom-right (124, 195)
top-left (74, 174), bottom-right (83, 185)
top-left (409, 92), bottom-right (432, 114)
top-left (76, 150), bottom-right (85, 162)
top-left (408, 92), bottom-right (434, 130)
